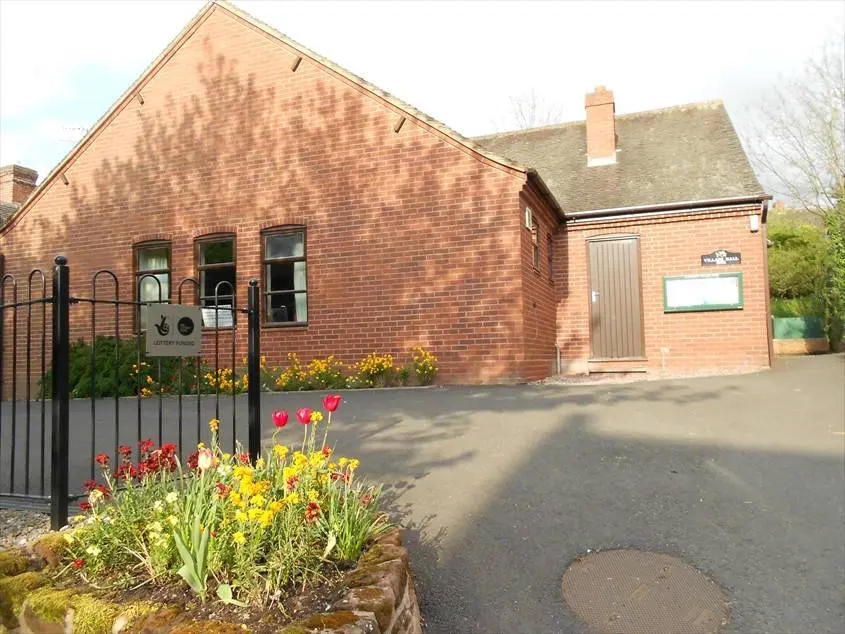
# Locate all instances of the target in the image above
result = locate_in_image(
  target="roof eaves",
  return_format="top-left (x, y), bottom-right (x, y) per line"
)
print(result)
top-left (1, 1), bottom-right (218, 235)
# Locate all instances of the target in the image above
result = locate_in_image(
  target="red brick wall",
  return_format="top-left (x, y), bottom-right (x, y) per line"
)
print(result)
top-left (557, 206), bottom-right (771, 374)
top-left (0, 5), bottom-right (533, 389)
top-left (519, 186), bottom-right (558, 380)
top-left (0, 165), bottom-right (38, 206)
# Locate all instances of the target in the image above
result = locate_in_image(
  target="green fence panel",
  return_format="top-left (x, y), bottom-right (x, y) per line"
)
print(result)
top-left (772, 316), bottom-right (825, 340)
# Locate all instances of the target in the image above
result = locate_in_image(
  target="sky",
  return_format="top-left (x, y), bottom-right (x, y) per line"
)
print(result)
top-left (0, 0), bottom-right (843, 187)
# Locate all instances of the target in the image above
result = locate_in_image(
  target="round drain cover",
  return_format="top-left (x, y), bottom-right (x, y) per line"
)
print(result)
top-left (562, 550), bottom-right (729, 633)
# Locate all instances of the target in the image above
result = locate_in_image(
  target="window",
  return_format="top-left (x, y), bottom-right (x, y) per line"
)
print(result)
top-left (135, 242), bottom-right (171, 330)
top-left (197, 236), bottom-right (236, 328)
top-left (263, 227), bottom-right (307, 325)
top-left (547, 233), bottom-right (554, 279)
top-left (531, 221), bottom-right (540, 269)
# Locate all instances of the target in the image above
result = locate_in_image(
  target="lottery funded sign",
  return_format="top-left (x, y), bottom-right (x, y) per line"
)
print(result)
top-left (146, 305), bottom-right (202, 357)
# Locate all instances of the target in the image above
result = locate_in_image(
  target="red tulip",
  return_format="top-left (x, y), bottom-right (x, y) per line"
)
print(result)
top-left (296, 407), bottom-right (312, 425)
top-left (322, 394), bottom-right (341, 413)
top-left (272, 410), bottom-right (289, 428)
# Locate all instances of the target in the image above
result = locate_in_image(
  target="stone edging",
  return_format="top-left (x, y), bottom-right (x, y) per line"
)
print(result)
top-left (0, 528), bottom-right (422, 634)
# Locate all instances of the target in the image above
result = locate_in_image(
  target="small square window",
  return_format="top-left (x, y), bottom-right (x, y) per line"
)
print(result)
top-left (134, 242), bottom-right (171, 330)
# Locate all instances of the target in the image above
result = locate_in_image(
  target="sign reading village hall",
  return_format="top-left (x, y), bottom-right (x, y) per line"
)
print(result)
top-left (701, 249), bottom-right (741, 266)
top-left (146, 305), bottom-right (202, 357)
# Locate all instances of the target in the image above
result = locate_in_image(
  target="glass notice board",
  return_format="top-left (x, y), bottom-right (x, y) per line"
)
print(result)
top-left (663, 272), bottom-right (743, 312)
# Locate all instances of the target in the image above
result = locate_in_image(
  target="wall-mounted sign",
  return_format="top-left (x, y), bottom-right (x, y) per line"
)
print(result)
top-left (146, 305), bottom-right (202, 357)
top-left (663, 272), bottom-right (743, 313)
top-left (201, 307), bottom-right (235, 329)
top-left (701, 249), bottom-right (741, 266)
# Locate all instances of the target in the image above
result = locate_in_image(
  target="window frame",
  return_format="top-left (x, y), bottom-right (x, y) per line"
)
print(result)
top-left (547, 233), bottom-right (554, 281)
top-left (261, 226), bottom-right (308, 328)
top-left (195, 234), bottom-right (237, 329)
top-left (134, 240), bottom-right (172, 332)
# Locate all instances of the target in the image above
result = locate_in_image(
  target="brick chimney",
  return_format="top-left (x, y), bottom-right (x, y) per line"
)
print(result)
top-left (585, 86), bottom-right (617, 166)
top-left (0, 164), bottom-right (38, 206)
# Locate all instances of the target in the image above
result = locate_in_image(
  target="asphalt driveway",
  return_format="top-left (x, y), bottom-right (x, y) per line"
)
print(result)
top-left (2, 354), bottom-right (843, 632)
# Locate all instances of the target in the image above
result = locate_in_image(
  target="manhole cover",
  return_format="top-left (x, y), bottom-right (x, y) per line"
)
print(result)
top-left (561, 550), bottom-right (729, 633)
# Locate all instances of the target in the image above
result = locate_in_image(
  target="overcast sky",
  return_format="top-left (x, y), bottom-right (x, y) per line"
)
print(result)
top-left (1, 0), bottom-right (842, 186)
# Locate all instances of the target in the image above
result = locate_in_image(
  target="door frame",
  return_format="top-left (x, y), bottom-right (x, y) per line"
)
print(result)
top-left (585, 233), bottom-right (646, 360)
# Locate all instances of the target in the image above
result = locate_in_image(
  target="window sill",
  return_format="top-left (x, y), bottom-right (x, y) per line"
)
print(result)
top-left (262, 321), bottom-right (308, 329)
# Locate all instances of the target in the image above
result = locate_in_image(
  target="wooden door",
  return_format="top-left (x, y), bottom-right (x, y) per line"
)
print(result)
top-left (588, 236), bottom-right (644, 359)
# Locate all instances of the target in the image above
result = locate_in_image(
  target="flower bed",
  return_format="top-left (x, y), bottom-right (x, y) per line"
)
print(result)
top-left (0, 398), bottom-right (421, 633)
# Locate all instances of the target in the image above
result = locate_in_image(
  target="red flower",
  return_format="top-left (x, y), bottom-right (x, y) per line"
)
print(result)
top-left (82, 479), bottom-right (97, 492)
top-left (238, 453), bottom-right (250, 464)
top-left (322, 394), bottom-right (341, 413)
top-left (211, 530), bottom-right (218, 538)
top-left (95, 453), bottom-right (109, 467)
top-left (215, 482), bottom-right (231, 499)
top-left (186, 451), bottom-right (199, 470)
top-left (73, 559), bottom-right (84, 569)
top-left (285, 475), bottom-right (299, 492)
top-left (115, 464), bottom-right (137, 480)
top-left (139, 439), bottom-right (155, 456)
top-left (304, 501), bottom-right (321, 523)
top-left (79, 501), bottom-right (91, 512)
top-left (272, 410), bottom-right (289, 428)
top-left (160, 443), bottom-right (177, 457)
top-left (361, 493), bottom-right (372, 508)
top-left (321, 446), bottom-right (332, 458)
top-left (118, 445), bottom-right (132, 458)
top-left (296, 408), bottom-right (312, 425)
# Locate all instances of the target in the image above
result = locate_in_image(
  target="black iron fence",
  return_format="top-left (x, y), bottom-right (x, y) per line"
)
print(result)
top-left (0, 256), bottom-right (262, 529)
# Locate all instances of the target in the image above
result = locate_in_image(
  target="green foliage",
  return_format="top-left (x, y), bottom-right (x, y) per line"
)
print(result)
top-left (823, 204), bottom-right (845, 347)
top-left (771, 296), bottom-right (825, 318)
top-left (767, 221), bottom-right (829, 298)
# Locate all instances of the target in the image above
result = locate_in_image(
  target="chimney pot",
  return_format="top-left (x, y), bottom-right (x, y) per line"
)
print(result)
top-left (585, 86), bottom-right (617, 166)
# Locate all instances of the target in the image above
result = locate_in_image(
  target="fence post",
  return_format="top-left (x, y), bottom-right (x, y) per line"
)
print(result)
top-left (51, 255), bottom-right (70, 530)
top-left (247, 279), bottom-right (261, 461)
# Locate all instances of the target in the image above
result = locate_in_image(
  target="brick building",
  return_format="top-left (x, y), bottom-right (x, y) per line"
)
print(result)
top-left (0, 0), bottom-right (771, 384)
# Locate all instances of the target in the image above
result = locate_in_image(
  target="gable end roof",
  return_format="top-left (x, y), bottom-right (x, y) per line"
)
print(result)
top-left (3, 0), bottom-right (562, 233)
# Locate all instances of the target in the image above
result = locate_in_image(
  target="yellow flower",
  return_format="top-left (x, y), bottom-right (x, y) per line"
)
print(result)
top-left (255, 457), bottom-right (265, 469)
top-left (147, 521), bottom-right (163, 533)
top-left (197, 442), bottom-right (205, 450)
top-left (248, 507), bottom-right (263, 521)
top-left (233, 465), bottom-right (253, 480)
top-left (273, 445), bottom-right (288, 459)
top-left (309, 453), bottom-right (324, 468)
top-left (338, 458), bottom-right (349, 468)
top-left (269, 500), bottom-right (283, 513)
top-left (167, 515), bottom-right (178, 527)
top-left (318, 473), bottom-right (329, 485)
top-left (254, 480), bottom-right (271, 495)
top-left (286, 492), bottom-right (300, 504)
top-left (307, 489), bottom-right (319, 502)
top-left (250, 494), bottom-right (266, 507)
top-left (230, 491), bottom-right (242, 506)
top-left (235, 510), bottom-right (249, 523)
top-left (146, 375), bottom-right (154, 385)
top-left (209, 418), bottom-right (220, 433)
top-left (349, 459), bottom-right (360, 471)
top-left (63, 532), bottom-right (75, 544)
top-left (232, 531), bottom-right (246, 545)
top-left (222, 453), bottom-right (232, 462)
top-left (310, 411), bottom-right (324, 423)
top-left (240, 481), bottom-right (254, 498)
top-left (259, 510), bottom-right (273, 527)
top-left (293, 452), bottom-right (307, 468)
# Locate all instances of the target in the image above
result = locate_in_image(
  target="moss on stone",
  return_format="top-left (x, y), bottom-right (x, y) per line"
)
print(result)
top-left (0, 550), bottom-right (30, 578)
top-left (275, 627), bottom-right (309, 634)
top-left (169, 620), bottom-right (248, 633)
top-left (0, 571), bottom-right (48, 625)
top-left (31, 533), bottom-right (68, 569)
top-left (71, 593), bottom-right (126, 634)
top-left (299, 611), bottom-right (361, 629)
top-left (26, 587), bottom-right (77, 624)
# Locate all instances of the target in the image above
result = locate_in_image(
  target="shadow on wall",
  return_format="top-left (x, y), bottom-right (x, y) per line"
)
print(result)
top-left (38, 38), bottom-right (543, 384)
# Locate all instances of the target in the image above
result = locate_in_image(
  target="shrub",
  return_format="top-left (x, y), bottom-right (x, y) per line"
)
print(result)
top-left (768, 222), bottom-right (829, 299)
top-left (353, 353), bottom-right (395, 387)
top-left (771, 296), bottom-right (825, 318)
top-left (411, 347), bottom-right (438, 385)
top-left (275, 352), bottom-right (309, 391)
top-left (62, 401), bottom-right (389, 606)
top-left (306, 355), bottom-right (346, 390)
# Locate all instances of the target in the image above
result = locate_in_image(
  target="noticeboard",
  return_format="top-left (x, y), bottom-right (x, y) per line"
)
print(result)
top-left (145, 305), bottom-right (202, 357)
top-left (663, 272), bottom-right (743, 313)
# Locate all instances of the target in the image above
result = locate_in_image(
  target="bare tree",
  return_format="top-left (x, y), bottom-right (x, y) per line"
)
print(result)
top-left (494, 89), bottom-right (564, 131)
top-left (746, 35), bottom-right (845, 216)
